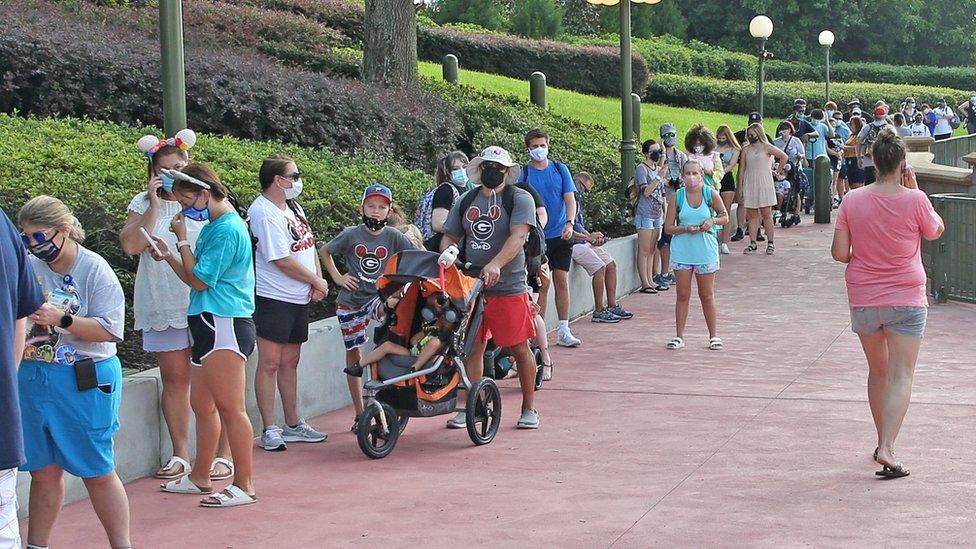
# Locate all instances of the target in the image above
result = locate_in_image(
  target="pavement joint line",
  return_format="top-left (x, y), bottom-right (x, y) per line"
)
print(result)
top-left (607, 325), bottom-right (848, 547)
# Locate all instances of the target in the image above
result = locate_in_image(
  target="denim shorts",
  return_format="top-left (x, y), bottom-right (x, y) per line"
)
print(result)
top-left (850, 306), bottom-right (927, 338)
top-left (670, 260), bottom-right (720, 275)
top-left (635, 215), bottom-right (663, 230)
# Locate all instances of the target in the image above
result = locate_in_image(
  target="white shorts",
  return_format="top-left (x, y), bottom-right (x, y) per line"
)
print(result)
top-left (572, 243), bottom-right (615, 276)
top-left (142, 326), bottom-right (191, 353)
top-left (0, 468), bottom-right (20, 549)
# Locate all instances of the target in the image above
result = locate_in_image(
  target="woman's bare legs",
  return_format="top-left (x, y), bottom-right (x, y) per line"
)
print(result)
top-left (747, 208), bottom-right (760, 242)
top-left (673, 269), bottom-right (694, 338)
top-left (695, 273), bottom-right (717, 338)
top-left (157, 348), bottom-right (191, 467)
top-left (636, 229), bottom-right (656, 288)
top-left (760, 206), bottom-right (775, 243)
top-left (201, 350), bottom-right (254, 497)
top-left (877, 331), bottom-right (922, 466)
top-left (857, 330), bottom-right (889, 448)
top-left (721, 192), bottom-right (735, 245)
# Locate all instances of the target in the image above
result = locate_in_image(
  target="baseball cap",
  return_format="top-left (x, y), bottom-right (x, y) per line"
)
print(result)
top-left (874, 105), bottom-right (889, 117)
top-left (851, 107), bottom-right (862, 116)
top-left (362, 183), bottom-right (392, 204)
top-left (794, 98), bottom-right (807, 106)
top-left (660, 123), bottom-right (678, 138)
top-left (747, 112), bottom-right (762, 124)
top-left (475, 145), bottom-right (516, 167)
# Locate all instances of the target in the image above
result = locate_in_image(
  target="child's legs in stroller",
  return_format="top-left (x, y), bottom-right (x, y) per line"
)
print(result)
top-left (360, 341), bottom-right (412, 369)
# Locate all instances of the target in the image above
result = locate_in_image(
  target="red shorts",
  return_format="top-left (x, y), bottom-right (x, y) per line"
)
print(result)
top-left (477, 293), bottom-right (536, 348)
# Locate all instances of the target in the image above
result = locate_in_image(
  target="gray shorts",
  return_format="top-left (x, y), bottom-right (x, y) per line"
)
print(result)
top-left (850, 306), bottom-right (927, 338)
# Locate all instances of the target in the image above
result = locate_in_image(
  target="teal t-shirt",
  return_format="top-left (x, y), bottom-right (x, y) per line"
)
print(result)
top-left (188, 212), bottom-right (255, 318)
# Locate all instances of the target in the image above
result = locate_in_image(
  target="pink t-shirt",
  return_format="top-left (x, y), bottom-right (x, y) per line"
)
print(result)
top-left (835, 186), bottom-right (942, 307)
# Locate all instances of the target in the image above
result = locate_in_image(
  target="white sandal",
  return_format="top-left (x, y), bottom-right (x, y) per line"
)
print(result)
top-left (709, 337), bottom-right (724, 351)
top-left (200, 485), bottom-right (257, 508)
top-left (154, 456), bottom-right (191, 479)
top-left (210, 457), bottom-right (234, 481)
top-left (667, 337), bottom-right (685, 350)
top-left (160, 474), bottom-right (212, 495)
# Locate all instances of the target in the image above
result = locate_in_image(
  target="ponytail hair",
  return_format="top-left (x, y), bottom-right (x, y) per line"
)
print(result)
top-left (18, 195), bottom-right (86, 242)
top-left (175, 162), bottom-right (249, 221)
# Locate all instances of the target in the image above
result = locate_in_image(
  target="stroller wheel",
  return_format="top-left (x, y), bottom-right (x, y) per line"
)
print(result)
top-left (465, 377), bottom-right (501, 446)
top-left (397, 415), bottom-right (409, 435)
top-left (356, 402), bottom-right (400, 459)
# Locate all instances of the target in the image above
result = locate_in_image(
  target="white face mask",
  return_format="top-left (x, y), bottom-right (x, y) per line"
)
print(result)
top-left (281, 177), bottom-right (303, 200)
top-left (693, 145), bottom-right (705, 154)
top-left (529, 146), bottom-right (549, 163)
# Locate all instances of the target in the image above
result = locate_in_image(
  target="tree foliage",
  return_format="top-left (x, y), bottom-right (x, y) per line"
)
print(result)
top-left (429, 0), bottom-right (507, 31)
top-left (509, 0), bottom-right (564, 39)
top-left (598, 2), bottom-right (688, 40)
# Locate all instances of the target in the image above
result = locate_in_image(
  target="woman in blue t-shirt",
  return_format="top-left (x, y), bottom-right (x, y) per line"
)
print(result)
top-left (663, 160), bottom-right (730, 352)
top-left (152, 163), bottom-right (258, 508)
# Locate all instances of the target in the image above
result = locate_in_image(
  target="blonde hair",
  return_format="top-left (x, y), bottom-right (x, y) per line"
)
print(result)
top-left (715, 125), bottom-right (741, 150)
top-left (18, 195), bottom-right (85, 242)
top-left (396, 224), bottom-right (425, 249)
top-left (746, 123), bottom-right (769, 145)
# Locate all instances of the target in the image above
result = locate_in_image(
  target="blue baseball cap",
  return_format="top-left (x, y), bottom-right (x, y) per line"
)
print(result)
top-left (362, 183), bottom-right (392, 204)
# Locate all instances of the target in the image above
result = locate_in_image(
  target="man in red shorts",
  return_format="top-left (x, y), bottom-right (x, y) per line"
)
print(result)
top-left (441, 146), bottom-right (541, 429)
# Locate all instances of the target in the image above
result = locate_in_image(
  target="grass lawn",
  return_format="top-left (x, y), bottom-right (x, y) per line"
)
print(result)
top-left (420, 62), bottom-right (747, 140)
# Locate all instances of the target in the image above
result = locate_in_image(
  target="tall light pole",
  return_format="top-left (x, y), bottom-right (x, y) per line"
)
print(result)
top-left (819, 30), bottom-right (835, 105)
top-left (159, 0), bottom-right (187, 136)
top-left (749, 15), bottom-right (773, 119)
top-left (586, 0), bottom-right (662, 188)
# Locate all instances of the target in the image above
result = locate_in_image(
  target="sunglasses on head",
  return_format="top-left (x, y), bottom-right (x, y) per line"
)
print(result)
top-left (20, 229), bottom-right (56, 247)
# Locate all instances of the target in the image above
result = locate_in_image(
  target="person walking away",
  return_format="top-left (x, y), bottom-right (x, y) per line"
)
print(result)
top-left (418, 151), bottom-right (470, 252)
top-left (657, 123), bottom-right (687, 287)
top-left (153, 163), bottom-right (258, 508)
top-left (714, 126), bottom-right (741, 255)
top-left (892, 113), bottom-right (911, 137)
top-left (857, 106), bottom-right (894, 185)
top-left (663, 161), bottom-right (729, 351)
top-left (442, 146), bottom-right (542, 429)
top-left (831, 127), bottom-right (944, 478)
top-left (319, 184), bottom-right (414, 430)
top-left (739, 124), bottom-right (788, 255)
top-left (248, 155), bottom-right (330, 452)
top-left (0, 208), bottom-right (43, 549)
top-left (18, 196), bottom-right (132, 544)
top-left (634, 139), bottom-right (668, 291)
top-left (519, 129), bottom-right (580, 348)
top-left (571, 172), bottom-right (633, 324)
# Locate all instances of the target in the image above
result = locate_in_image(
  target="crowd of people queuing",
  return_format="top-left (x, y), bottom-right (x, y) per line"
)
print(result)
top-left (0, 93), bottom-right (955, 546)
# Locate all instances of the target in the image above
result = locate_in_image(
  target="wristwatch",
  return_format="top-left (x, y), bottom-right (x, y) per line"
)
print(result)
top-left (59, 314), bottom-right (73, 329)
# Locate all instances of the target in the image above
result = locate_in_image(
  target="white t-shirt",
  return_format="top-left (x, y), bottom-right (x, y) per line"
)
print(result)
top-left (127, 192), bottom-right (205, 331)
top-left (933, 106), bottom-right (954, 135)
top-left (248, 195), bottom-right (317, 305)
top-left (909, 122), bottom-right (931, 137)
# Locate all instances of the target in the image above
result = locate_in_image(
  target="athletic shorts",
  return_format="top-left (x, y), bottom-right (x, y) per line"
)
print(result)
top-left (478, 293), bottom-right (536, 348)
top-left (657, 231), bottom-right (673, 250)
top-left (572, 243), bottom-right (614, 276)
top-left (838, 160), bottom-right (849, 179)
top-left (545, 237), bottom-right (574, 272)
top-left (850, 306), bottom-right (927, 338)
top-left (187, 313), bottom-right (256, 367)
top-left (719, 172), bottom-right (736, 193)
top-left (635, 215), bottom-right (663, 230)
top-left (254, 295), bottom-right (309, 345)
top-left (670, 260), bottom-right (720, 275)
top-left (845, 158), bottom-right (865, 185)
top-left (336, 296), bottom-right (382, 351)
top-left (142, 326), bottom-right (191, 353)
top-left (19, 356), bottom-right (122, 478)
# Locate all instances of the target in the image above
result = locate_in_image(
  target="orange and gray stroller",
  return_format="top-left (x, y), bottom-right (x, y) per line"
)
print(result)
top-left (356, 249), bottom-right (501, 459)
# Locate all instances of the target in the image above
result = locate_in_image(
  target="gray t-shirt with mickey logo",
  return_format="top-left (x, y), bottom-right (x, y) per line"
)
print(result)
top-left (327, 225), bottom-right (414, 309)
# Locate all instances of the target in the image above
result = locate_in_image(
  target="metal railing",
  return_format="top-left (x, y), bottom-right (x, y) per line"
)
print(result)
top-left (932, 132), bottom-right (976, 168)
top-left (925, 194), bottom-right (976, 304)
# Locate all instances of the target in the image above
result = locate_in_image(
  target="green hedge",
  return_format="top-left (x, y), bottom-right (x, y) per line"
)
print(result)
top-left (417, 26), bottom-right (649, 99)
top-left (648, 74), bottom-right (969, 118)
top-left (220, 0), bottom-right (365, 43)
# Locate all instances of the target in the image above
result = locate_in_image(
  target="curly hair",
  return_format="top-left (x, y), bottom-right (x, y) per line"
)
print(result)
top-left (684, 124), bottom-right (717, 154)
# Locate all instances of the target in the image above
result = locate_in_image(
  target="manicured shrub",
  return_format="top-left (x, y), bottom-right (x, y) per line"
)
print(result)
top-left (0, 2), bottom-right (457, 171)
top-left (417, 26), bottom-right (649, 99)
top-left (220, 0), bottom-right (366, 43)
top-left (647, 74), bottom-right (969, 118)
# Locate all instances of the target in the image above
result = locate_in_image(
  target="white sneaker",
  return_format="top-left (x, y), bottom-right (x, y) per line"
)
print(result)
top-left (720, 243), bottom-right (731, 255)
top-left (260, 425), bottom-right (287, 451)
top-left (281, 419), bottom-right (327, 443)
top-left (556, 332), bottom-right (581, 348)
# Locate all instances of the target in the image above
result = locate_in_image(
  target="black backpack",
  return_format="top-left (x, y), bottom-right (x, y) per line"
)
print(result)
top-left (456, 185), bottom-right (546, 277)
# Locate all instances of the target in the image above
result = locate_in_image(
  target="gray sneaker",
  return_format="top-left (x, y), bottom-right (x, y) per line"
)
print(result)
top-left (281, 419), bottom-right (327, 443)
top-left (592, 308), bottom-right (621, 323)
top-left (516, 409), bottom-right (540, 429)
top-left (260, 425), bottom-right (287, 451)
top-left (607, 305), bottom-right (634, 320)
top-left (446, 411), bottom-right (466, 429)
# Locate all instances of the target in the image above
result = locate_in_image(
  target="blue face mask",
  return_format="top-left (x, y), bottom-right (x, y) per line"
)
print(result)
top-left (181, 194), bottom-right (210, 222)
top-left (451, 168), bottom-right (468, 186)
top-left (160, 173), bottom-right (175, 193)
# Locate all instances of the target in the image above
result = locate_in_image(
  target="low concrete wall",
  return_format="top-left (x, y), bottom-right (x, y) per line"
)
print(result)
top-left (16, 235), bottom-right (639, 517)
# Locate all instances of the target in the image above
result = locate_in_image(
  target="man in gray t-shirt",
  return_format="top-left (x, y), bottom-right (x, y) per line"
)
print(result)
top-left (441, 145), bottom-right (543, 430)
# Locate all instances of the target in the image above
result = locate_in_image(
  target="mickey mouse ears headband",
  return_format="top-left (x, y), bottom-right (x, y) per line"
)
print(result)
top-left (137, 129), bottom-right (197, 158)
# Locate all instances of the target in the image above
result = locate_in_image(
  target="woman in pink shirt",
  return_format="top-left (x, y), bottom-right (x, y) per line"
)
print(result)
top-left (831, 127), bottom-right (944, 479)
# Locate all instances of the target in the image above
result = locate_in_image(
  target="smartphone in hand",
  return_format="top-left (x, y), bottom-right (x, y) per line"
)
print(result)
top-left (139, 227), bottom-right (163, 256)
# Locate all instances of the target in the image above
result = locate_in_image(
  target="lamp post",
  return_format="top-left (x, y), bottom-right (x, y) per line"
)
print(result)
top-left (586, 0), bottom-right (662, 188)
top-left (818, 30), bottom-right (835, 105)
top-left (749, 15), bottom-right (773, 118)
top-left (159, 0), bottom-right (187, 136)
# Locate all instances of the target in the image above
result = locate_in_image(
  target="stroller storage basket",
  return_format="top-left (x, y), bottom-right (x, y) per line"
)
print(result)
top-left (377, 385), bottom-right (458, 418)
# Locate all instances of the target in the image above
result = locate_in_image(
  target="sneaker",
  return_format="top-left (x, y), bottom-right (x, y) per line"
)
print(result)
top-left (446, 411), bottom-right (466, 429)
top-left (516, 409), bottom-right (540, 429)
top-left (607, 305), bottom-right (634, 320)
top-left (260, 426), bottom-right (287, 451)
top-left (281, 419), bottom-right (327, 443)
top-left (719, 243), bottom-right (731, 255)
top-left (664, 273), bottom-right (676, 285)
top-left (730, 227), bottom-right (744, 242)
top-left (591, 309), bottom-right (621, 323)
top-left (556, 332), bottom-right (582, 348)
top-left (831, 196), bottom-right (841, 209)
top-left (652, 275), bottom-right (669, 291)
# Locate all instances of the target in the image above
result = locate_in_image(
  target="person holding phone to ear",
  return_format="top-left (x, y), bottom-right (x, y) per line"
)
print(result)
top-left (17, 196), bottom-right (131, 549)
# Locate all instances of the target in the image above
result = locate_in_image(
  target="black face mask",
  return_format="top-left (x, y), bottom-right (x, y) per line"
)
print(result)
top-left (481, 169), bottom-right (505, 189)
top-left (649, 151), bottom-right (662, 162)
top-left (362, 214), bottom-right (388, 231)
top-left (29, 236), bottom-right (65, 263)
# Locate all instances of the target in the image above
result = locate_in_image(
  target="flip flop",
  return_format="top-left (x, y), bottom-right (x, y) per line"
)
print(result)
top-left (210, 457), bottom-right (234, 481)
top-left (639, 286), bottom-right (658, 294)
top-left (161, 474), bottom-right (212, 495)
top-left (875, 463), bottom-right (910, 479)
top-left (200, 485), bottom-right (257, 508)
top-left (154, 455), bottom-right (190, 480)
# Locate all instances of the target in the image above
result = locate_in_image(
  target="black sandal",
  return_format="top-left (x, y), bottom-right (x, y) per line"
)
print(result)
top-left (875, 463), bottom-right (910, 479)
top-left (744, 242), bottom-right (758, 254)
top-left (639, 286), bottom-right (658, 294)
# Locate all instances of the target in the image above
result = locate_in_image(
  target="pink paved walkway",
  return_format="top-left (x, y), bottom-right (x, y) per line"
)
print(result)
top-left (45, 219), bottom-right (976, 547)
